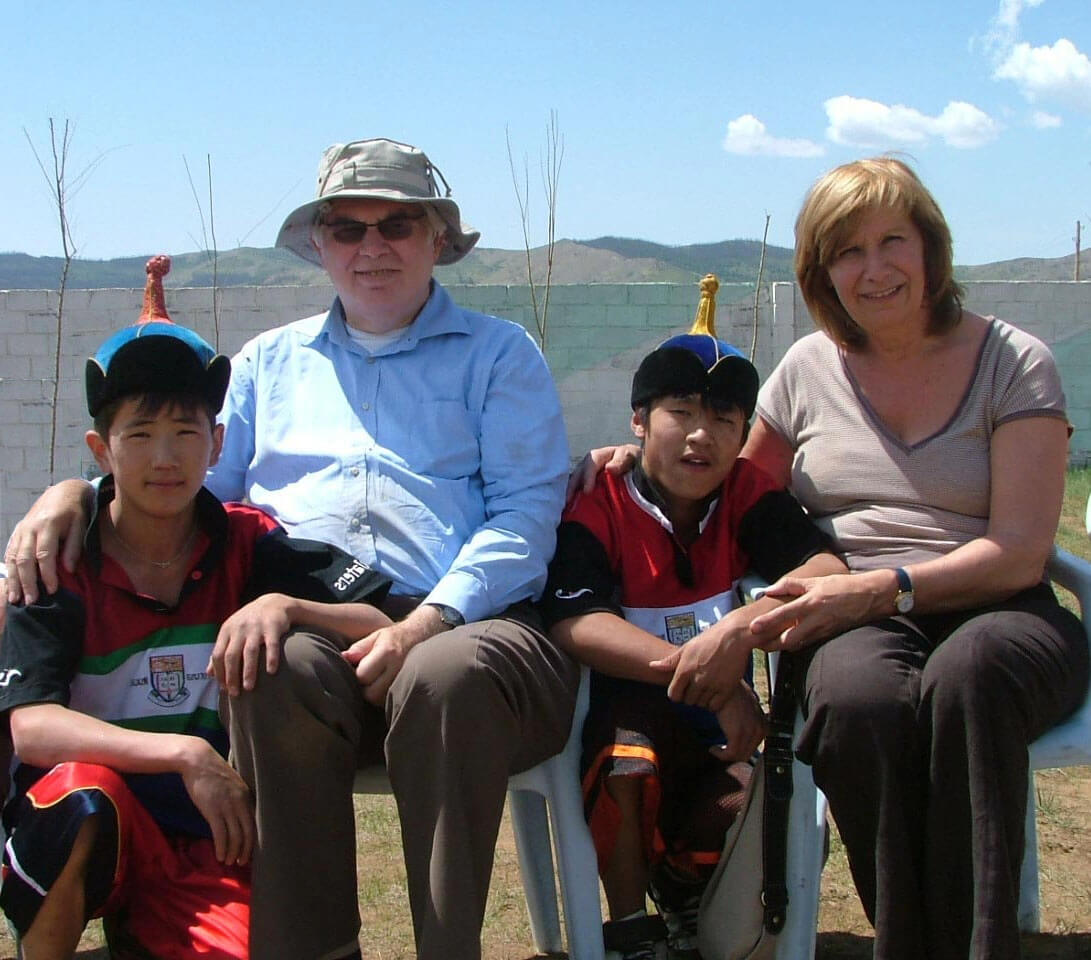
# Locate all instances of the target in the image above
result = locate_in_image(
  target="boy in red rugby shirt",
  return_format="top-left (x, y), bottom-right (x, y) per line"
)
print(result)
top-left (0, 258), bottom-right (391, 960)
top-left (541, 299), bottom-right (844, 960)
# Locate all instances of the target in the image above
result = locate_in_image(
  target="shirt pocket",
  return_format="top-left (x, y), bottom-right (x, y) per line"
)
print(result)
top-left (394, 399), bottom-right (481, 479)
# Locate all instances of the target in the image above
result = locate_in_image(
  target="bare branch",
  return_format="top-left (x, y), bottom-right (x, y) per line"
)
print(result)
top-left (208, 154), bottom-right (220, 348)
top-left (183, 154), bottom-right (211, 256)
top-left (506, 125), bottom-right (540, 334)
top-left (507, 113), bottom-right (563, 351)
top-left (750, 214), bottom-right (771, 363)
top-left (237, 177), bottom-right (305, 247)
top-left (25, 120), bottom-right (85, 481)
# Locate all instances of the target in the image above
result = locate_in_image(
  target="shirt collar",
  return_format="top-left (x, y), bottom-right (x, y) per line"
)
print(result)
top-left (629, 460), bottom-right (720, 535)
top-left (317, 280), bottom-right (472, 357)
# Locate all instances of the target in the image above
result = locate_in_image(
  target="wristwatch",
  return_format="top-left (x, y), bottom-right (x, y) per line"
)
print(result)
top-left (426, 603), bottom-right (465, 629)
top-left (893, 567), bottom-right (915, 614)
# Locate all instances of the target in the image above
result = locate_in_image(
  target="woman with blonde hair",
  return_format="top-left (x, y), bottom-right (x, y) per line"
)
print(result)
top-left (743, 155), bottom-right (1088, 959)
top-left (579, 156), bottom-right (1088, 958)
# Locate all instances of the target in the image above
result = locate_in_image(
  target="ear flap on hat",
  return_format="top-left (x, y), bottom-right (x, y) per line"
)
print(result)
top-left (85, 359), bottom-right (108, 418)
top-left (206, 355), bottom-right (232, 413)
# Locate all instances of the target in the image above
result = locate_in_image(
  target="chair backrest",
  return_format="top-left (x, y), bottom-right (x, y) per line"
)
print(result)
top-left (1030, 547), bottom-right (1091, 768)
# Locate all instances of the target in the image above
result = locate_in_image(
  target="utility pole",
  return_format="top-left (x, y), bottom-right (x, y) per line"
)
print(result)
top-left (1077, 221), bottom-right (1082, 281)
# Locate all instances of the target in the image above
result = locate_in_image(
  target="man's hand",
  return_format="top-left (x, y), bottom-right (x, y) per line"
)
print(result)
top-left (649, 616), bottom-right (756, 712)
top-left (208, 594), bottom-right (294, 696)
top-left (4, 479), bottom-right (94, 604)
top-left (179, 738), bottom-right (255, 866)
top-left (565, 444), bottom-right (641, 502)
top-left (343, 604), bottom-right (448, 705)
top-left (709, 682), bottom-right (767, 763)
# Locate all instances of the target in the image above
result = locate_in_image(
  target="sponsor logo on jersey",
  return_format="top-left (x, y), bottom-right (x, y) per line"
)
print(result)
top-left (149, 654), bottom-right (190, 707)
top-left (554, 587), bottom-right (593, 600)
top-left (334, 560), bottom-right (370, 593)
top-left (664, 611), bottom-right (698, 646)
top-left (0, 668), bottom-right (22, 687)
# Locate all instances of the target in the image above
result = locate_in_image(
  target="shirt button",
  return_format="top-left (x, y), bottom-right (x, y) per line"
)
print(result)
top-left (350, 467), bottom-right (360, 477)
top-left (362, 402), bottom-right (371, 411)
top-left (367, 356), bottom-right (376, 365)
top-left (350, 518), bottom-right (361, 531)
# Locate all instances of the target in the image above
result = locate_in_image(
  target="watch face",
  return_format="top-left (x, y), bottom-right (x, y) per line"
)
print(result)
top-left (896, 593), bottom-right (914, 614)
top-left (431, 604), bottom-right (463, 628)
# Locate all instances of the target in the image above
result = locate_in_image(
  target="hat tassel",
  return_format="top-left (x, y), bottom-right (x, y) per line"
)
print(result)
top-left (138, 255), bottom-right (173, 325)
top-left (691, 273), bottom-right (719, 337)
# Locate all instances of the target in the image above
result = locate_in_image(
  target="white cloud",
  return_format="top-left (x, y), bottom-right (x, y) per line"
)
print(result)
top-left (824, 95), bottom-right (1001, 149)
top-left (994, 38), bottom-right (1091, 111)
top-left (1031, 110), bottom-right (1062, 128)
top-left (722, 115), bottom-right (825, 158)
top-left (982, 0), bottom-right (1046, 52)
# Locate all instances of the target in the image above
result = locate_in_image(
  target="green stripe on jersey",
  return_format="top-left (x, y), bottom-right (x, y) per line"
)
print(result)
top-left (112, 706), bottom-right (224, 736)
top-left (79, 623), bottom-right (218, 675)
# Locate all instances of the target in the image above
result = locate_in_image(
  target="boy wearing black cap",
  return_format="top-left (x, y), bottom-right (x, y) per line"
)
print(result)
top-left (541, 280), bottom-right (844, 960)
top-left (0, 258), bottom-right (391, 960)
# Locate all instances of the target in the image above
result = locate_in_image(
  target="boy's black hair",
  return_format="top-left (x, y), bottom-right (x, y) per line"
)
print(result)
top-left (92, 391), bottom-right (219, 438)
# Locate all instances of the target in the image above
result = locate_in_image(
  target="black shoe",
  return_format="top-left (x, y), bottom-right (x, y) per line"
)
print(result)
top-left (648, 865), bottom-right (704, 960)
top-left (603, 913), bottom-right (667, 960)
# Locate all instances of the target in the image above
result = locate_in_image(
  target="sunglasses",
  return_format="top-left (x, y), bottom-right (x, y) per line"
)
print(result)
top-left (321, 212), bottom-right (427, 245)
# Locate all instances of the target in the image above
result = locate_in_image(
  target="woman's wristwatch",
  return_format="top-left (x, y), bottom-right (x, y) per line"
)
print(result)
top-left (893, 567), bottom-right (915, 613)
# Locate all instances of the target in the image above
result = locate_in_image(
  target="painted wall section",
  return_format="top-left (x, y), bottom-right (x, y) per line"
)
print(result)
top-left (1, 280), bottom-right (1088, 540)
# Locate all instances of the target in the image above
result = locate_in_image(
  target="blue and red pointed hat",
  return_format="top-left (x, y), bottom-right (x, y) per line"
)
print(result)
top-left (630, 274), bottom-right (758, 417)
top-left (85, 255), bottom-right (230, 417)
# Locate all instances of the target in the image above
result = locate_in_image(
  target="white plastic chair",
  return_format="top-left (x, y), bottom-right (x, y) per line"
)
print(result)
top-left (737, 573), bottom-right (828, 960)
top-left (766, 651), bottom-right (828, 960)
top-left (353, 665), bottom-right (605, 960)
top-left (1018, 546), bottom-right (1091, 930)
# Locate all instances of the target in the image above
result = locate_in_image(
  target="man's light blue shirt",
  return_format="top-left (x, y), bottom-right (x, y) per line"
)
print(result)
top-left (208, 282), bottom-right (569, 624)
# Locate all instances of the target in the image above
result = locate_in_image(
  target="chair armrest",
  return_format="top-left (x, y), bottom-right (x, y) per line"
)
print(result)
top-left (1047, 546), bottom-right (1091, 622)
top-left (737, 572), bottom-right (771, 605)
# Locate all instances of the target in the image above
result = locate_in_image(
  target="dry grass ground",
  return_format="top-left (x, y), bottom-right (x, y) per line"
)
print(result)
top-left (6, 472), bottom-right (1091, 959)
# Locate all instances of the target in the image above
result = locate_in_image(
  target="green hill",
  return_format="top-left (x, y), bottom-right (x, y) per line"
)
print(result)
top-left (1, 241), bottom-right (1085, 290)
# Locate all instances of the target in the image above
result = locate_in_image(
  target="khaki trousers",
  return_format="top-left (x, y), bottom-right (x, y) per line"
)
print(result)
top-left (227, 605), bottom-right (579, 960)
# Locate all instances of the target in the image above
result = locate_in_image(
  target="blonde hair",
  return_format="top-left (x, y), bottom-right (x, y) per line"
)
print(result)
top-left (794, 155), bottom-right (964, 349)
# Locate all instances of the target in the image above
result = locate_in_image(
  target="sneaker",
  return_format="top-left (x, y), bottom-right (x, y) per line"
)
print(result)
top-left (648, 865), bottom-right (704, 960)
top-left (603, 913), bottom-right (667, 960)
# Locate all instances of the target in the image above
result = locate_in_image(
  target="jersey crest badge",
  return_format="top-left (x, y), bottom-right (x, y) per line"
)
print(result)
top-left (149, 654), bottom-right (190, 707)
top-left (664, 611), bottom-right (698, 646)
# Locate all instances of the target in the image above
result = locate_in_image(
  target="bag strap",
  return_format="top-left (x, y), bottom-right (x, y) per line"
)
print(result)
top-left (760, 651), bottom-right (798, 933)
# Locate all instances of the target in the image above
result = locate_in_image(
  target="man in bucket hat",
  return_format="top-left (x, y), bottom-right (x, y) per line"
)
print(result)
top-left (5, 138), bottom-right (578, 960)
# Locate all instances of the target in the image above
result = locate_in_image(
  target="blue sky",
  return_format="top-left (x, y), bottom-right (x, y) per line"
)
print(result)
top-left (3, 0), bottom-right (1089, 266)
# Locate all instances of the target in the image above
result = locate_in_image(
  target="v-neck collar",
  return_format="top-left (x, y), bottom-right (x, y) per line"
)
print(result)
top-left (837, 318), bottom-right (995, 454)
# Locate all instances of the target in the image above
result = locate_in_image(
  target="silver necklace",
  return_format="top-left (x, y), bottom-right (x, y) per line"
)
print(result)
top-left (111, 523), bottom-right (197, 569)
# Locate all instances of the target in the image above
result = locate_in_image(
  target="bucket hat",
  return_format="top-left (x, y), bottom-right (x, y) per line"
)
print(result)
top-left (275, 138), bottom-right (480, 266)
top-left (86, 256), bottom-right (231, 417)
top-left (631, 274), bottom-right (759, 418)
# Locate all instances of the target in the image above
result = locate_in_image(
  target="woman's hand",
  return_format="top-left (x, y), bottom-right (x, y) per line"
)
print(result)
top-left (747, 571), bottom-right (896, 651)
top-left (566, 444), bottom-right (641, 502)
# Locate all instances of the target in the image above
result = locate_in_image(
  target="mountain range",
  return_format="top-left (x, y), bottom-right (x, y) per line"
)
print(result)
top-left (0, 237), bottom-right (1085, 292)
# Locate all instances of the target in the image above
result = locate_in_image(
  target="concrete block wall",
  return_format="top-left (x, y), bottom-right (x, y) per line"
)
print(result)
top-left (1, 280), bottom-right (1088, 540)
